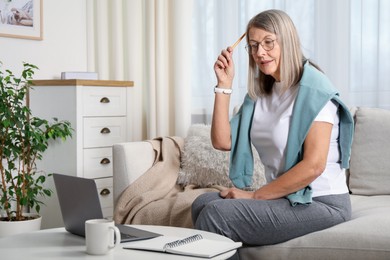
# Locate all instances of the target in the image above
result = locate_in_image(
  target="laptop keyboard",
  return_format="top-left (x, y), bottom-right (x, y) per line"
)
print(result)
top-left (121, 233), bottom-right (137, 239)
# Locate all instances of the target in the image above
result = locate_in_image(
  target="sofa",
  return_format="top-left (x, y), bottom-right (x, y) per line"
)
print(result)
top-left (113, 107), bottom-right (390, 260)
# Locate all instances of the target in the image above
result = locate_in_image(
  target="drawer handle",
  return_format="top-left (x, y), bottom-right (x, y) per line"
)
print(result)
top-left (100, 188), bottom-right (111, 196)
top-left (100, 97), bottom-right (110, 103)
top-left (100, 158), bottom-right (111, 164)
top-left (100, 127), bottom-right (111, 134)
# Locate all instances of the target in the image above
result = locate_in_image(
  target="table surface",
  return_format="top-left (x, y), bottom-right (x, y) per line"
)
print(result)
top-left (0, 224), bottom-right (236, 260)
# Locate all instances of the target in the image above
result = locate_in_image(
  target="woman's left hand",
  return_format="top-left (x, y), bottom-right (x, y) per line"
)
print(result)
top-left (220, 188), bottom-right (255, 199)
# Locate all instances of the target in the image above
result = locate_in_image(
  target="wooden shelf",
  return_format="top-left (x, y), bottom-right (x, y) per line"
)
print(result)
top-left (31, 79), bottom-right (134, 87)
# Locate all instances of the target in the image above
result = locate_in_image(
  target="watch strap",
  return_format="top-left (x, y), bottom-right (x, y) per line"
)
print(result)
top-left (214, 87), bottom-right (233, 94)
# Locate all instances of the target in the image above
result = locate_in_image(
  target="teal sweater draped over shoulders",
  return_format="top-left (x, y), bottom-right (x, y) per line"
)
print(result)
top-left (229, 62), bottom-right (354, 206)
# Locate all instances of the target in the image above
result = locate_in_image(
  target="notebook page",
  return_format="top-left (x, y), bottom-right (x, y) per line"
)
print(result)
top-left (166, 239), bottom-right (242, 258)
top-left (124, 236), bottom-right (184, 252)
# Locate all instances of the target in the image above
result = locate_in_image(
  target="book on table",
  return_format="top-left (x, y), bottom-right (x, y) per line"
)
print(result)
top-left (123, 233), bottom-right (242, 258)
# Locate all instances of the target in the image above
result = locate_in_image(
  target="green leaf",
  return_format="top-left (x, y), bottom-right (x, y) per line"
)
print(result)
top-left (43, 189), bottom-right (52, 197)
top-left (20, 197), bottom-right (28, 206)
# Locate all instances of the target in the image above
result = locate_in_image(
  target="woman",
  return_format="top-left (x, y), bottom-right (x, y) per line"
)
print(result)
top-left (192, 9), bottom-right (354, 247)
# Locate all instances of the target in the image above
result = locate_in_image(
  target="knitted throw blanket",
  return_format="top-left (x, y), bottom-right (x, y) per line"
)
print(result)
top-left (114, 136), bottom-right (224, 228)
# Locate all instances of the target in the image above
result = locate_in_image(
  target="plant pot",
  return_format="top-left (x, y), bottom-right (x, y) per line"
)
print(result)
top-left (0, 214), bottom-right (42, 238)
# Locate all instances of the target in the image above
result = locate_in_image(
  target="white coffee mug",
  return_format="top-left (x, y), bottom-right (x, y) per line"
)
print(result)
top-left (85, 219), bottom-right (121, 255)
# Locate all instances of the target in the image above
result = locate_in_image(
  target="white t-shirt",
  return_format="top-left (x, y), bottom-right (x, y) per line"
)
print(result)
top-left (250, 82), bottom-right (348, 197)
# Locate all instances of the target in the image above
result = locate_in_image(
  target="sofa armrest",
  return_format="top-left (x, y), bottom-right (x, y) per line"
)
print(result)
top-left (112, 141), bottom-right (155, 206)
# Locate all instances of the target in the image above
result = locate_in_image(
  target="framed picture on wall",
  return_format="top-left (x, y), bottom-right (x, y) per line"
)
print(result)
top-left (0, 0), bottom-right (42, 40)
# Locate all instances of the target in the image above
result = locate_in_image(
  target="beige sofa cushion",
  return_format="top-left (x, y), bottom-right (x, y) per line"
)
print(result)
top-left (177, 124), bottom-right (266, 191)
top-left (349, 107), bottom-right (390, 195)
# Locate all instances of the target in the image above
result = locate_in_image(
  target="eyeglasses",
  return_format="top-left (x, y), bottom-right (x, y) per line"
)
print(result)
top-left (245, 38), bottom-right (276, 54)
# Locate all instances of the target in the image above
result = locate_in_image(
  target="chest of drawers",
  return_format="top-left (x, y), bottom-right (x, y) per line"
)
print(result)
top-left (29, 79), bottom-right (133, 226)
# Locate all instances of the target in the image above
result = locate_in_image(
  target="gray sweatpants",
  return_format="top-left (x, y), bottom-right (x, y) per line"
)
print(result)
top-left (192, 192), bottom-right (351, 246)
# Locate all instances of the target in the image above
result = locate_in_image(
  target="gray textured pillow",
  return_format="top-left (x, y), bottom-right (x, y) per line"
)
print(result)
top-left (177, 124), bottom-right (266, 191)
top-left (349, 107), bottom-right (390, 195)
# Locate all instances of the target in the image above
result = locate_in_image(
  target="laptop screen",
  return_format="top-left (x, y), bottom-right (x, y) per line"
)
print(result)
top-left (53, 173), bottom-right (103, 237)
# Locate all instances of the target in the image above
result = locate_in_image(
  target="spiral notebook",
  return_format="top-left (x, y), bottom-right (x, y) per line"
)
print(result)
top-left (124, 234), bottom-right (242, 258)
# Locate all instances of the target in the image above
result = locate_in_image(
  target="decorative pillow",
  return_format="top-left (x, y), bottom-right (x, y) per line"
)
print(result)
top-left (177, 124), bottom-right (266, 191)
top-left (349, 107), bottom-right (390, 195)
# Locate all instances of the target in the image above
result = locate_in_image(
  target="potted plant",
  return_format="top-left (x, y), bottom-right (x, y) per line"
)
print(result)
top-left (0, 62), bottom-right (72, 236)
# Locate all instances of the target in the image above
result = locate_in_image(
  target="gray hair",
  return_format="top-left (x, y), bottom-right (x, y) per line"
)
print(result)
top-left (246, 9), bottom-right (309, 98)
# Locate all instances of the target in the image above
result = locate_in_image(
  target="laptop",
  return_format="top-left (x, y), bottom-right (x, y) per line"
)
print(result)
top-left (53, 173), bottom-right (161, 242)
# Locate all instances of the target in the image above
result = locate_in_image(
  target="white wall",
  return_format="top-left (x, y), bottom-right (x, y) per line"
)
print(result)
top-left (0, 0), bottom-right (88, 78)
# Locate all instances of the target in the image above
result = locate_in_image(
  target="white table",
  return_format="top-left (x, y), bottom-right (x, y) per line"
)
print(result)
top-left (0, 225), bottom-right (236, 259)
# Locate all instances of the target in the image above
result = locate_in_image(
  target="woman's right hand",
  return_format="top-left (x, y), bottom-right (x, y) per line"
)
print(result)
top-left (214, 46), bottom-right (235, 87)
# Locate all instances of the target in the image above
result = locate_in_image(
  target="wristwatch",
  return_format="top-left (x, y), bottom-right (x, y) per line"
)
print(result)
top-left (214, 87), bottom-right (233, 95)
